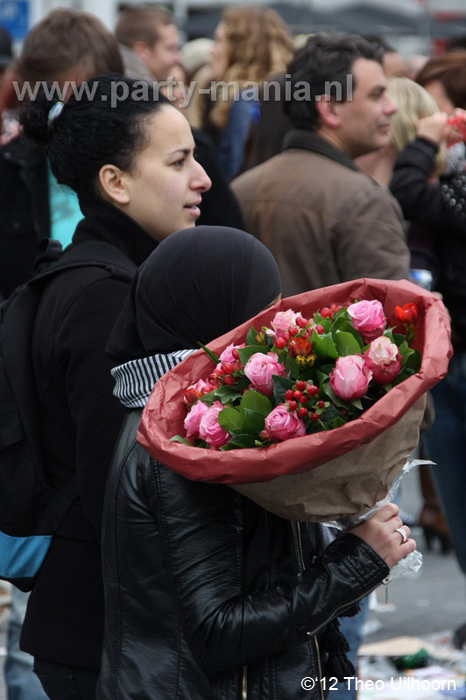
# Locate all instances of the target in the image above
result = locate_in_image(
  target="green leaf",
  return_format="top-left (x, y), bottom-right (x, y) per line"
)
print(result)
top-left (213, 385), bottom-right (244, 405)
top-left (245, 325), bottom-right (260, 346)
top-left (331, 316), bottom-right (361, 344)
top-left (351, 398), bottom-right (363, 411)
top-left (241, 389), bottom-right (272, 415)
top-left (242, 408), bottom-right (266, 435)
top-left (334, 331), bottom-right (361, 357)
top-left (237, 345), bottom-right (269, 365)
top-left (405, 348), bottom-right (421, 373)
top-left (170, 435), bottom-right (194, 446)
top-left (332, 417), bottom-right (348, 429)
top-left (198, 341), bottom-right (220, 365)
top-left (284, 353), bottom-right (302, 380)
top-left (272, 375), bottom-right (295, 404)
top-left (313, 333), bottom-right (338, 360)
top-left (218, 406), bottom-right (244, 432)
top-left (224, 433), bottom-right (257, 449)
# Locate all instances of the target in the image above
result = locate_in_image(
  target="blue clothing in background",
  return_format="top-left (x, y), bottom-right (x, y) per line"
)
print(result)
top-left (47, 162), bottom-right (82, 249)
top-left (218, 95), bottom-right (257, 180)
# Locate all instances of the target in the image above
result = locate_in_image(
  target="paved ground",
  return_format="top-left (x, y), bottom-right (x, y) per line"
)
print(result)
top-left (0, 466), bottom-right (463, 699)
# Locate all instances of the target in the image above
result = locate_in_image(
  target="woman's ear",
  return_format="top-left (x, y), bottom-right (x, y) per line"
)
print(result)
top-left (315, 97), bottom-right (342, 129)
top-left (98, 164), bottom-right (130, 205)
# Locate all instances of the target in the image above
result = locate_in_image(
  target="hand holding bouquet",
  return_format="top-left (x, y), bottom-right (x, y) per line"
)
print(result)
top-left (138, 279), bottom-right (451, 522)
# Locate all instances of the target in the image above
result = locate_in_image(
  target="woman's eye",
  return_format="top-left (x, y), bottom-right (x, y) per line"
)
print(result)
top-left (172, 158), bottom-right (185, 168)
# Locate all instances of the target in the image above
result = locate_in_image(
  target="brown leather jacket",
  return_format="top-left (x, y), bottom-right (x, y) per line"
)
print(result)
top-left (232, 130), bottom-right (409, 296)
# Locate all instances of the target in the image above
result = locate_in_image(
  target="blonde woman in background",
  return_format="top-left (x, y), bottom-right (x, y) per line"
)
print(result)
top-left (357, 77), bottom-right (446, 186)
top-left (200, 6), bottom-right (294, 179)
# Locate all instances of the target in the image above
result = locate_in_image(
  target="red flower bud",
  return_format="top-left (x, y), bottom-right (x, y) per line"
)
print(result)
top-left (289, 326), bottom-right (299, 337)
top-left (222, 362), bottom-right (234, 374)
top-left (298, 407), bottom-right (308, 418)
top-left (223, 375), bottom-right (234, 385)
top-left (259, 429), bottom-right (270, 441)
top-left (275, 337), bottom-right (287, 350)
top-left (315, 325), bottom-right (325, 334)
top-left (394, 302), bottom-right (419, 325)
top-left (288, 337), bottom-right (312, 358)
top-left (232, 348), bottom-right (240, 359)
top-left (296, 316), bottom-right (308, 328)
top-left (320, 307), bottom-right (332, 318)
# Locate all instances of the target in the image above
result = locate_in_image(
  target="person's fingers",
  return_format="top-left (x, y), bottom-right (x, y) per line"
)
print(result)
top-left (373, 503), bottom-right (399, 522)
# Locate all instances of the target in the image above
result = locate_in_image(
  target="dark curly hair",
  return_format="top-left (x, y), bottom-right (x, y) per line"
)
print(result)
top-left (20, 73), bottom-right (171, 200)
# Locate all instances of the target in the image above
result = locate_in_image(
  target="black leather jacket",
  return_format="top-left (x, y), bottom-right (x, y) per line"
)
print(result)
top-left (98, 409), bottom-right (389, 700)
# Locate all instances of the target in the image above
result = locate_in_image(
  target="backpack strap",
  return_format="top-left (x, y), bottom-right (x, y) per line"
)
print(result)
top-left (32, 239), bottom-right (137, 284)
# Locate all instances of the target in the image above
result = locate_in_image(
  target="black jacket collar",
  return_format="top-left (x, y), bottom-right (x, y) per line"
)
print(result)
top-left (282, 130), bottom-right (360, 173)
top-left (74, 198), bottom-right (158, 268)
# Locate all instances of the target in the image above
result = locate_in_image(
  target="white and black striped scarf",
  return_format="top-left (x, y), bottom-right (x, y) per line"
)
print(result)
top-left (111, 350), bottom-right (195, 408)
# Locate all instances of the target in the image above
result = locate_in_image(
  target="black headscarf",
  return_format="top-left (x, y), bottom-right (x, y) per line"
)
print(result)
top-left (106, 226), bottom-right (282, 362)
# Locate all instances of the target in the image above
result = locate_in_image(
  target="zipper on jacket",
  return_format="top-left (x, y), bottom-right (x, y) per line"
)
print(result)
top-left (313, 636), bottom-right (325, 700)
top-left (241, 665), bottom-right (248, 700)
top-left (296, 522), bottom-right (306, 572)
top-left (306, 579), bottom-right (382, 640)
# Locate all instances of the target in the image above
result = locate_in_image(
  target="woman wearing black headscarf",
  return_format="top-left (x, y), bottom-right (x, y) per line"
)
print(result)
top-left (98, 226), bottom-right (411, 700)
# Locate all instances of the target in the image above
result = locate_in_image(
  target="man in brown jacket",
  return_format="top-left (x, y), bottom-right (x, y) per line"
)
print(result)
top-left (232, 31), bottom-right (409, 297)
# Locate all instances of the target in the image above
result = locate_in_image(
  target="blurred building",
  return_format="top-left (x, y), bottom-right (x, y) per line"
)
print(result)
top-left (2, 0), bottom-right (466, 53)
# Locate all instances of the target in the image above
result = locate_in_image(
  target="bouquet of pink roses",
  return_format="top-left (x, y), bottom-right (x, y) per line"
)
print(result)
top-left (137, 279), bottom-right (451, 521)
top-left (172, 296), bottom-right (422, 451)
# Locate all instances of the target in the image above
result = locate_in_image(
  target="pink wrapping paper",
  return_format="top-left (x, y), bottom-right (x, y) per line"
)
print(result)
top-left (137, 278), bottom-right (452, 486)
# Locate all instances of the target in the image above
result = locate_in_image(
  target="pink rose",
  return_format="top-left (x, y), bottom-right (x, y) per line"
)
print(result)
top-left (329, 355), bottom-right (372, 401)
top-left (184, 399), bottom-right (210, 438)
top-left (217, 343), bottom-right (245, 366)
top-left (264, 404), bottom-right (306, 442)
top-left (364, 336), bottom-right (401, 384)
top-left (270, 309), bottom-right (303, 337)
top-left (348, 300), bottom-right (386, 343)
top-left (244, 352), bottom-right (286, 395)
top-left (199, 401), bottom-right (231, 448)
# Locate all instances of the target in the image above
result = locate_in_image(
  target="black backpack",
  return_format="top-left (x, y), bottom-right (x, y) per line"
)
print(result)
top-left (0, 240), bottom-right (136, 591)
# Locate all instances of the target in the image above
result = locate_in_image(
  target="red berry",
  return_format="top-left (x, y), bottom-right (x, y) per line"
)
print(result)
top-left (289, 326), bottom-right (299, 337)
top-left (315, 325), bottom-right (325, 334)
top-left (285, 389), bottom-right (295, 401)
top-left (307, 385), bottom-right (319, 397)
top-left (320, 307), bottom-right (332, 318)
top-left (223, 375), bottom-right (234, 385)
top-left (317, 400), bottom-right (325, 409)
top-left (296, 380), bottom-right (306, 391)
top-left (293, 390), bottom-right (303, 401)
top-left (232, 349), bottom-right (239, 359)
top-left (311, 412), bottom-right (319, 421)
top-left (298, 407), bottom-right (308, 418)
top-left (299, 395), bottom-right (309, 404)
top-left (275, 337), bottom-right (287, 349)
top-left (296, 316), bottom-right (308, 328)
top-left (259, 430), bottom-right (269, 441)
top-left (288, 400), bottom-right (298, 411)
